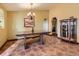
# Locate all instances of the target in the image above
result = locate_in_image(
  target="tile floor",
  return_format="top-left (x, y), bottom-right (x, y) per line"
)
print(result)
top-left (0, 40), bottom-right (17, 54)
top-left (1, 35), bottom-right (79, 56)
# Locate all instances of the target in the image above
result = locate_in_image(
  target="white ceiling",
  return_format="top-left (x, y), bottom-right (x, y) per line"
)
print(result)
top-left (1, 3), bottom-right (54, 11)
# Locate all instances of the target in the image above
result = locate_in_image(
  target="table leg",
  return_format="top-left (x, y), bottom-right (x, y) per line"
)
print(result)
top-left (24, 36), bottom-right (29, 49)
top-left (39, 34), bottom-right (44, 44)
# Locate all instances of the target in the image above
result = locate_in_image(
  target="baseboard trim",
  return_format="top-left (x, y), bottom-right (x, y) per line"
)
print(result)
top-left (57, 37), bottom-right (79, 44)
top-left (57, 37), bottom-right (62, 39)
top-left (0, 40), bottom-right (8, 49)
top-left (7, 39), bottom-right (17, 41)
top-left (61, 39), bottom-right (79, 44)
top-left (0, 39), bottom-right (17, 49)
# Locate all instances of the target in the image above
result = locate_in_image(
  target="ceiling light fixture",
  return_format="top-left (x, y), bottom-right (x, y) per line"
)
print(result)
top-left (27, 3), bottom-right (36, 17)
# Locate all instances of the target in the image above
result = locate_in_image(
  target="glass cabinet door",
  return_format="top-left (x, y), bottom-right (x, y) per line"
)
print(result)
top-left (70, 19), bottom-right (77, 41)
top-left (61, 21), bottom-right (68, 38)
top-left (60, 17), bottom-right (77, 42)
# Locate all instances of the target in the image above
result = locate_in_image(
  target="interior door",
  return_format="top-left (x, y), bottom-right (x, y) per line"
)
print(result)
top-left (43, 18), bottom-right (48, 32)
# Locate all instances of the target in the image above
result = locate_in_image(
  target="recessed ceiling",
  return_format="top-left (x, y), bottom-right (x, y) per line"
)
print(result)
top-left (1, 3), bottom-right (53, 11)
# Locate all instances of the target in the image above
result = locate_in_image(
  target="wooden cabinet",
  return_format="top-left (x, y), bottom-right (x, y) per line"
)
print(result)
top-left (60, 17), bottom-right (77, 43)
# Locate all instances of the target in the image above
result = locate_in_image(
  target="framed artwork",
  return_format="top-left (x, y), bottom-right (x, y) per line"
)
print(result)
top-left (24, 15), bottom-right (35, 27)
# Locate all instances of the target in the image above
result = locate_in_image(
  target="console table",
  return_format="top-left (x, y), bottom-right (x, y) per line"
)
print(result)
top-left (16, 31), bottom-right (50, 49)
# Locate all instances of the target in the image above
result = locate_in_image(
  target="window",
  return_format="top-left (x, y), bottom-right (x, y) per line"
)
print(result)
top-left (0, 9), bottom-right (4, 29)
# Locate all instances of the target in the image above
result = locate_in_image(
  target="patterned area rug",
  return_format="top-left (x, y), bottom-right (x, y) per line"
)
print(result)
top-left (2, 35), bottom-right (79, 56)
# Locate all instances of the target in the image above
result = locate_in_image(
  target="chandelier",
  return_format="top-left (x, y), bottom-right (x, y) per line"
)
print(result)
top-left (27, 3), bottom-right (36, 17)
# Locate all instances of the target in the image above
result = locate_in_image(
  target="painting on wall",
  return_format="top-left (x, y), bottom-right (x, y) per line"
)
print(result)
top-left (24, 15), bottom-right (35, 27)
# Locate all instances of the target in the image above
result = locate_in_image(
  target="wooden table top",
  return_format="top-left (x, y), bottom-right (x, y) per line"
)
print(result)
top-left (16, 31), bottom-right (50, 36)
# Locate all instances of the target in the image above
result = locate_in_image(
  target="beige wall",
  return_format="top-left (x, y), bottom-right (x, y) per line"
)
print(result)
top-left (0, 5), bottom-right (8, 48)
top-left (1, 3), bottom-right (79, 47)
top-left (7, 10), bottom-right (49, 39)
top-left (49, 4), bottom-right (79, 43)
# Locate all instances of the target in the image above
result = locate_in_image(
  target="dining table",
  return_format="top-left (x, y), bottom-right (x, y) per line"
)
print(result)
top-left (16, 31), bottom-right (50, 49)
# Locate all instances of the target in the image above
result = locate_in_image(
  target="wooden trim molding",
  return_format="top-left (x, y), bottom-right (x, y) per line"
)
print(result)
top-left (57, 37), bottom-right (79, 44)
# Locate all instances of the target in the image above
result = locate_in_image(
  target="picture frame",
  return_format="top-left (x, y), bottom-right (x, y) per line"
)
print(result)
top-left (24, 15), bottom-right (35, 27)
